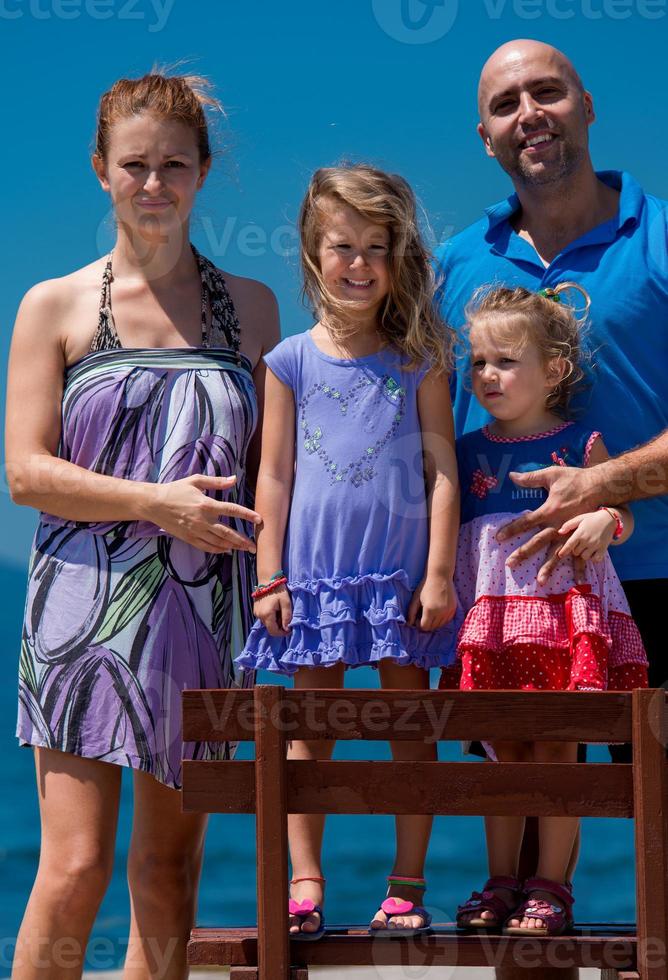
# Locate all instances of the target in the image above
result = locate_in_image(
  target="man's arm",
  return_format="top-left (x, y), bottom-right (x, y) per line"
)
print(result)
top-left (497, 428), bottom-right (668, 548)
top-left (587, 428), bottom-right (668, 504)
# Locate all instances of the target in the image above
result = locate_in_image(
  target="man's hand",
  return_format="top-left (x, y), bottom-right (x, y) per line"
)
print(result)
top-left (496, 465), bottom-right (601, 543)
top-left (497, 466), bottom-right (598, 583)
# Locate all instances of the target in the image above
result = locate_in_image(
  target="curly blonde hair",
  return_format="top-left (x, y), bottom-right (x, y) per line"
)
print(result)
top-left (299, 164), bottom-right (453, 374)
top-left (465, 283), bottom-right (590, 415)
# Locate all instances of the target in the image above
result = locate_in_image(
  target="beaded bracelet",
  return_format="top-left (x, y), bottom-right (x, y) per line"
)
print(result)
top-left (598, 506), bottom-right (624, 540)
top-left (251, 570), bottom-right (287, 601)
top-left (387, 874), bottom-right (427, 891)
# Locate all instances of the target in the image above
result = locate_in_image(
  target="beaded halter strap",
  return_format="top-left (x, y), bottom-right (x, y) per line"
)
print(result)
top-left (89, 244), bottom-right (241, 355)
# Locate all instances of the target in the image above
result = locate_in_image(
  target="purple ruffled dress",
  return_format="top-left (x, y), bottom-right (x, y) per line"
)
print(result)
top-left (16, 250), bottom-right (257, 789)
top-left (236, 331), bottom-right (460, 675)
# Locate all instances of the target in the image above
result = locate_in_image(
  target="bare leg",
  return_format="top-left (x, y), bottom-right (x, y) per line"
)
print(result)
top-left (123, 769), bottom-right (208, 980)
top-left (459, 741), bottom-right (532, 927)
top-left (369, 663), bottom-right (434, 931)
top-left (13, 748), bottom-right (121, 980)
top-left (566, 823), bottom-right (580, 883)
top-left (507, 740), bottom-right (579, 931)
top-left (287, 663), bottom-right (345, 935)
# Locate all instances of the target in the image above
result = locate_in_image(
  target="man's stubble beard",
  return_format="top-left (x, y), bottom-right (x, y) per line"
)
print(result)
top-left (490, 137), bottom-right (587, 188)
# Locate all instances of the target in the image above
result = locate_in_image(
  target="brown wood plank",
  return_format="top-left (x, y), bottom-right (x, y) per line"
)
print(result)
top-left (254, 687), bottom-right (289, 980)
top-left (633, 688), bottom-right (668, 980)
top-left (228, 968), bottom-right (308, 980)
top-left (181, 760), bottom-right (255, 813)
top-left (182, 760), bottom-right (633, 817)
top-left (182, 688), bottom-right (634, 742)
top-left (187, 926), bottom-right (636, 969)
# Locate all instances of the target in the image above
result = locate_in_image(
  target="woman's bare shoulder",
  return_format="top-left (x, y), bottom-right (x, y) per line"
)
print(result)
top-left (15, 258), bottom-right (108, 357)
top-left (220, 270), bottom-right (281, 359)
top-left (18, 258), bottom-right (107, 323)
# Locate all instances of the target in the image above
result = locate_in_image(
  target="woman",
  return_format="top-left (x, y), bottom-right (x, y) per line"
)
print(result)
top-left (6, 72), bottom-right (279, 979)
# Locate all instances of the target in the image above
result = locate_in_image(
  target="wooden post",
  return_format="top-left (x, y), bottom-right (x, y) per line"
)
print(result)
top-left (254, 686), bottom-right (290, 980)
top-left (633, 688), bottom-right (668, 980)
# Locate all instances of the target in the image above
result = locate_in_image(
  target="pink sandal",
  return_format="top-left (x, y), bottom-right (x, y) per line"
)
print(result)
top-left (503, 877), bottom-right (574, 936)
top-left (288, 876), bottom-right (326, 942)
top-left (456, 875), bottom-right (523, 932)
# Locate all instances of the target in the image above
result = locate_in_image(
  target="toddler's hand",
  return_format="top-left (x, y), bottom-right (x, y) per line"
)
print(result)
top-left (254, 586), bottom-right (292, 637)
top-left (407, 574), bottom-right (457, 631)
top-left (556, 510), bottom-right (616, 563)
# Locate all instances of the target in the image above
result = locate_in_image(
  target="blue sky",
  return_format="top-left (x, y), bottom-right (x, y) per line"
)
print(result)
top-left (1, 0), bottom-right (667, 566)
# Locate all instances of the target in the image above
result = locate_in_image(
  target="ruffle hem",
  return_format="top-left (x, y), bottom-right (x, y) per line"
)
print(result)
top-left (236, 570), bottom-right (461, 675)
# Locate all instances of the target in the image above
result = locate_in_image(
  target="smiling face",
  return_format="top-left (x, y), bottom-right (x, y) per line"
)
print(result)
top-left (477, 40), bottom-right (594, 187)
top-left (92, 112), bottom-right (210, 240)
top-left (316, 203), bottom-right (391, 318)
top-left (469, 316), bottom-right (563, 431)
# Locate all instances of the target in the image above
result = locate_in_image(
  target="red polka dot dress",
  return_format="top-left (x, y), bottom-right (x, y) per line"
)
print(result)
top-left (439, 422), bottom-right (648, 693)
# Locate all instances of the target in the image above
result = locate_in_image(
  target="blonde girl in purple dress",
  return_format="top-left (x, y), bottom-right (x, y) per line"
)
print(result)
top-left (7, 72), bottom-right (279, 978)
top-left (237, 165), bottom-right (460, 938)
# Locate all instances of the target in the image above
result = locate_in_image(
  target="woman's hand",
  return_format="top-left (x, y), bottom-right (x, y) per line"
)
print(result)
top-left (407, 574), bottom-right (457, 632)
top-left (147, 474), bottom-right (261, 553)
top-left (253, 585), bottom-right (292, 636)
top-left (556, 510), bottom-right (617, 562)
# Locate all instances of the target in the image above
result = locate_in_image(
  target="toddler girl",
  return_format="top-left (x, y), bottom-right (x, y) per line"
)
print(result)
top-left (237, 164), bottom-right (461, 938)
top-left (448, 284), bottom-right (648, 937)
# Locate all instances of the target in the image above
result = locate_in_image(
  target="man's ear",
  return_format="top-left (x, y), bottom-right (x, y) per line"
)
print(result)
top-left (477, 121), bottom-right (495, 159)
top-left (92, 153), bottom-right (110, 192)
top-left (583, 90), bottom-right (595, 126)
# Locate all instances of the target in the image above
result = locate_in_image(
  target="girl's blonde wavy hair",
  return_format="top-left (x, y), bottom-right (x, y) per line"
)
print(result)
top-left (299, 164), bottom-right (453, 374)
top-left (465, 282), bottom-right (590, 415)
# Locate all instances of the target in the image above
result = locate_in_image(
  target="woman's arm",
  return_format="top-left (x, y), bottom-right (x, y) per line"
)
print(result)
top-left (252, 368), bottom-right (296, 635)
top-left (6, 281), bottom-right (259, 553)
top-left (407, 369), bottom-right (460, 630)
top-left (233, 278), bottom-right (281, 493)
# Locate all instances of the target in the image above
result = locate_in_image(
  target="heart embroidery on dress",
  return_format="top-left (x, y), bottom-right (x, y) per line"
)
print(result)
top-left (299, 374), bottom-right (406, 487)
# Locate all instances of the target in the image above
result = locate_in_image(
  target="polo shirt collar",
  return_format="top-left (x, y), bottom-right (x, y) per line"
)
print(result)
top-left (484, 170), bottom-right (643, 259)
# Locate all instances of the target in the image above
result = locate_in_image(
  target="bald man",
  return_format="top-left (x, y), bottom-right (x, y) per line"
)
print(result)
top-left (436, 39), bottom-right (668, 691)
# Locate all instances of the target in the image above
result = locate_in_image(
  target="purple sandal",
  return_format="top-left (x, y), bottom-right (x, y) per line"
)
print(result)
top-left (456, 875), bottom-right (523, 932)
top-left (503, 877), bottom-right (574, 936)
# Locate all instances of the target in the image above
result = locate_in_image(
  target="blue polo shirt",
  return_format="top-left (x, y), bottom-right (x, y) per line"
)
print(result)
top-left (435, 171), bottom-right (668, 582)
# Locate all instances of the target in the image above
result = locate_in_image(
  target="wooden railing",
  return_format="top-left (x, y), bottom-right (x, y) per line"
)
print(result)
top-left (182, 687), bottom-right (668, 980)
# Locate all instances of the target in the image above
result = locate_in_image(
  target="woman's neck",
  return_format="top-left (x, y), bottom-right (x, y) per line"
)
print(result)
top-left (111, 224), bottom-right (196, 286)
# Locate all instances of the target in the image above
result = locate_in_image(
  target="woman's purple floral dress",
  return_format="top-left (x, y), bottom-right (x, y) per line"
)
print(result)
top-left (16, 250), bottom-right (256, 788)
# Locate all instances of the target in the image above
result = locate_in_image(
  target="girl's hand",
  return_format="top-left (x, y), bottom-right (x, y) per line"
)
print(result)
top-left (147, 475), bottom-right (261, 554)
top-left (407, 574), bottom-right (457, 632)
top-left (556, 510), bottom-right (616, 562)
top-left (253, 585), bottom-right (292, 636)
